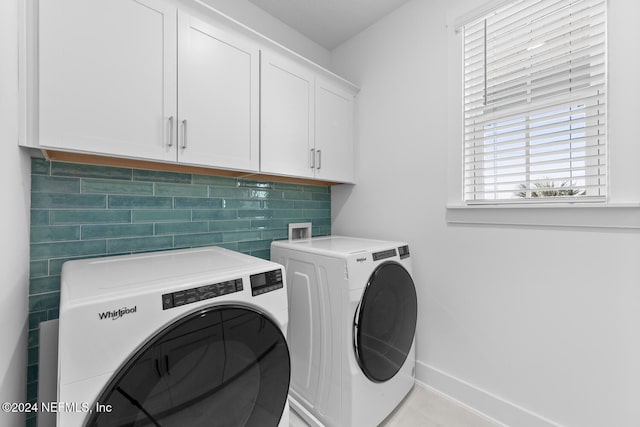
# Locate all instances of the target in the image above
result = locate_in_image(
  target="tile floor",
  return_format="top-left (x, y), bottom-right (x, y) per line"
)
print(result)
top-left (289, 385), bottom-right (502, 427)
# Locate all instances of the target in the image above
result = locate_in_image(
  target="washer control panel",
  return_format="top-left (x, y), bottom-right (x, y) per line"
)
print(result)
top-left (162, 278), bottom-right (243, 310)
top-left (398, 245), bottom-right (410, 259)
top-left (372, 248), bottom-right (397, 261)
top-left (250, 269), bottom-right (283, 296)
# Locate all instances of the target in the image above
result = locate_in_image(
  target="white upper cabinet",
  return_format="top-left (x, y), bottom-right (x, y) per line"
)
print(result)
top-left (38, 0), bottom-right (177, 162)
top-left (261, 51), bottom-right (357, 183)
top-left (177, 13), bottom-right (259, 171)
top-left (261, 51), bottom-right (316, 179)
top-left (29, 0), bottom-right (356, 182)
top-left (315, 77), bottom-right (355, 183)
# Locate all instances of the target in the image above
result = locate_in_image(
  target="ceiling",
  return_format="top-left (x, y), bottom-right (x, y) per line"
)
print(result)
top-left (247, 0), bottom-right (413, 50)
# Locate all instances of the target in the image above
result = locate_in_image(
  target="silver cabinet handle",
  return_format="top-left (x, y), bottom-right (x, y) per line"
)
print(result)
top-left (310, 148), bottom-right (315, 168)
top-left (168, 116), bottom-right (174, 147)
top-left (316, 149), bottom-right (322, 170)
top-left (182, 119), bottom-right (187, 149)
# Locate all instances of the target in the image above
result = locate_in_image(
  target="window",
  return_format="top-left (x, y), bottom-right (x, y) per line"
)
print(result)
top-left (463, 0), bottom-right (606, 204)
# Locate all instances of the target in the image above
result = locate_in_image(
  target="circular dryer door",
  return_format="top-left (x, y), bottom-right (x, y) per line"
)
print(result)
top-left (86, 306), bottom-right (290, 427)
top-left (354, 261), bottom-right (417, 383)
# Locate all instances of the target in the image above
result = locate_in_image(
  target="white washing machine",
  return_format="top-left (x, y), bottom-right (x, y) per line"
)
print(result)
top-left (57, 246), bottom-right (290, 427)
top-left (271, 236), bottom-right (417, 427)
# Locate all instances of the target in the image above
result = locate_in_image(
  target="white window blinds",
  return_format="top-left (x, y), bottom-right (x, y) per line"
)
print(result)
top-left (463, 0), bottom-right (606, 203)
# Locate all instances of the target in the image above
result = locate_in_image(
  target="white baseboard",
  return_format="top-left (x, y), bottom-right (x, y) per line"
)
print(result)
top-left (415, 361), bottom-right (562, 427)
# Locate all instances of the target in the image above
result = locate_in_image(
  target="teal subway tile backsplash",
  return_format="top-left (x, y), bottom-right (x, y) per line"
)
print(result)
top-left (27, 158), bottom-right (332, 422)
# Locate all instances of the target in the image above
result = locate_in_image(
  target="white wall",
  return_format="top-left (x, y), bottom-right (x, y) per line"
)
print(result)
top-left (331, 0), bottom-right (640, 426)
top-left (1, 0), bottom-right (31, 425)
top-left (199, 0), bottom-right (331, 67)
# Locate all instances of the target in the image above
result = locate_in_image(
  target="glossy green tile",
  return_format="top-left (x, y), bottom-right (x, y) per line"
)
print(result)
top-left (27, 364), bottom-right (38, 383)
top-left (250, 249), bottom-right (270, 260)
top-left (304, 209), bottom-right (331, 219)
top-left (28, 347), bottom-right (39, 366)
top-left (29, 292), bottom-right (60, 313)
top-left (30, 225), bottom-right (80, 243)
top-left (192, 210), bottom-right (237, 221)
top-left (311, 192), bottom-right (331, 202)
top-left (209, 186), bottom-right (249, 198)
top-left (249, 189), bottom-right (283, 199)
top-left (29, 276), bottom-right (60, 295)
top-left (31, 158), bottom-right (50, 175)
top-left (174, 232), bottom-right (223, 247)
top-left (52, 162), bottom-right (132, 180)
top-left (272, 209), bottom-right (306, 219)
top-left (132, 209), bottom-right (191, 223)
top-left (31, 193), bottom-right (106, 209)
top-left (251, 219), bottom-right (290, 229)
top-left (237, 239), bottom-right (271, 252)
top-left (30, 240), bottom-right (107, 260)
top-left (283, 190), bottom-right (313, 200)
top-left (28, 311), bottom-right (48, 330)
top-left (303, 184), bottom-right (330, 193)
top-left (133, 169), bottom-right (191, 184)
top-left (223, 199), bottom-right (261, 209)
top-left (222, 230), bottom-right (262, 243)
top-left (262, 229), bottom-right (288, 240)
top-left (27, 329), bottom-right (39, 349)
top-left (29, 260), bottom-right (49, 278)
top-left (273, 182), bottom-right (303, 191)
top-left (208, 220), bottom-right (251, 231)
top-left (108, 195), bottom-right (172, 209)
top-left (155, 222), bottom-right (209, 235)
top-left (155, 182), bottom-right (208, 197)
top-left (263, 200), bottom-right (295, 209)
top-left (82, 178), bottom-right (153, 195)
top-left (107, 236), bottom-right (173, 253)
top-left (31, 210), bottom-right (50, 226)
top-left (174, 197), bottom-right (223, 209)
top-left (237, 179), bottom-right (273, 189)
top-left (192, 175), bottom-right (237, 186)
top-left (237, 209), bottom-right (273, 219)
top-left (47, 307), bottom-right (59, 320)
top-left (27, 381), bottom-right (38, 401)
top-left (31, 175), bottom-right (80, 194)
top-left (82, 223), bottom-right (154, 239)
top-left (51, 209), bottom-right (131, 224)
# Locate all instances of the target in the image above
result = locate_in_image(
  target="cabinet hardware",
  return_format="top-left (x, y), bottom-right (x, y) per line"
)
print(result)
top-left (310, 148), bottom-right (315, 168)
top-left (182, 119), bottom-right (188, 149)
top-left (168, 116), bottom-right (174, 147)
top-left (316, 149), bottom-right (322, 170)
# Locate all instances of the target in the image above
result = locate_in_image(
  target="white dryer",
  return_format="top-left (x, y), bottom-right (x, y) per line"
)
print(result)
top-left (271, 236), bottom-right (417, 427)
top-left (57, 246), bottom-right (290, 427)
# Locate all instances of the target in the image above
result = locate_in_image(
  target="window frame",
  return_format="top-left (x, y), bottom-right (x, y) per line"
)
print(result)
top-left (461, 0), bottom-right (608, 205)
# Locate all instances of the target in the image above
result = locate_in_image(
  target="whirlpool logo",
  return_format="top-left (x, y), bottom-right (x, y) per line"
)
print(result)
top-left (98, 306), bottom-right (137, 321)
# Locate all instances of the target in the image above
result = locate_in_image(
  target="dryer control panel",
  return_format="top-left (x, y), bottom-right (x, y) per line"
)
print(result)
top-left (250, 269), bottom-right (283, 296)
top-left (161, 279), bottom-right (243, 310)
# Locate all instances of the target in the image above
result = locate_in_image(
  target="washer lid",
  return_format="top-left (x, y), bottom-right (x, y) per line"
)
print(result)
top-left (272, 235), bottom-right (406, 258)
top-left (61, 247), bottom-right (272, 302)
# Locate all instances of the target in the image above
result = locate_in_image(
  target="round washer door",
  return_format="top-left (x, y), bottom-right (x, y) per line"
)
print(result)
top-left (86, 305), bottom-right (290, 427)
top-left (354, 261), bottom-right (417, 383)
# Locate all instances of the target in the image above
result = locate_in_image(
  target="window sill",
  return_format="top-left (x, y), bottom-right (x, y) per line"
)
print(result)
top-left (446, 203), bottom-right (640, 229)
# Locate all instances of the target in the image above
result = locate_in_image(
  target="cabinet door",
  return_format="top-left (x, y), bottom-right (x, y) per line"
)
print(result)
top-left (177, 13), bottom-right (259, 172)
top-left (315, 78), bottom-right (355, 183)
top-left (38, 0), bottom-right (177, 161)
top-left (261, 51), bottom-right (315, 179)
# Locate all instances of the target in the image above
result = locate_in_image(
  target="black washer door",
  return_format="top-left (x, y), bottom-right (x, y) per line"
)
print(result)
top-left (86, 306), bottom-right (290, 427)
top-left (354, 262), bottom-right (417, 383)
